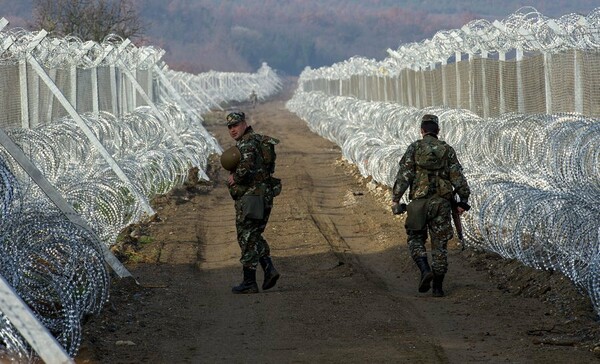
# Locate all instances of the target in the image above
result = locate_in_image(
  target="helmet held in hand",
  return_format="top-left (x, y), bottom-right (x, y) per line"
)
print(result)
top-left (220, 146), bottom-right (241, 171)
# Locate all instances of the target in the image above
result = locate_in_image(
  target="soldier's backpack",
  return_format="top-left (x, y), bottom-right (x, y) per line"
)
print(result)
top-left (259, 135), bottom-right (278, 174)
top-left (414, 139), bottom-right (453, 199)
top-left (256, 134), bottom-right (282, 197)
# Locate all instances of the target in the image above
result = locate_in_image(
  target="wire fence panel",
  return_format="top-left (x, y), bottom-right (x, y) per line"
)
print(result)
top-left (287, 91), bottom-right (600, 317)
top-left (300, 8), bottom-right (600, 118)
top-left (582, 51), bottom-right (600, 116)
top-left (0, 20), bottom-right (282, 362)
top-left (287, 6), bottom-right (600, 320)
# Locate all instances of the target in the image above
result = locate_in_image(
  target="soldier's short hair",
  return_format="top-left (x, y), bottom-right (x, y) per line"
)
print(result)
top-left (421, 114), bottom-right (439, 135)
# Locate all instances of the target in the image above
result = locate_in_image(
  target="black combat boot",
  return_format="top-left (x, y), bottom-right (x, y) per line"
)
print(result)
top-left (415, 257), bottom-right (434, 293)
top-left (259, 256), bottom-right (280, 290)
top-left (432, 274), bottom-right (445, 297)
top-left (232, 267), bottom-right (259, 294)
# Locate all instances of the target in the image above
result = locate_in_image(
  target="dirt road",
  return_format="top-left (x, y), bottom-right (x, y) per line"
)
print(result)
top-left (76, 85), bottom-right (599, 363)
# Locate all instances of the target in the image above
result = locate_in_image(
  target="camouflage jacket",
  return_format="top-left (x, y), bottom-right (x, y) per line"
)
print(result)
top-left (228, 126), bottom-right (277, 200)
top-left (392, 134), bottom-right (470, 203)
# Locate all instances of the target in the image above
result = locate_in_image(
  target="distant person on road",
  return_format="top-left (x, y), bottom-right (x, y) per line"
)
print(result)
top-left (249, 90), bottom-right (258, 109)
top-left (223, 111), bottom-right (282, 294)
top-left (391, 114), bottom-right (471, 297)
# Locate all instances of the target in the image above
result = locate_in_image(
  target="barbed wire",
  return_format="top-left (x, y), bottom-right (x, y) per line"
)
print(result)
top-left (0, 20), bottom-right (283, 358)
top-left (286, 90), bottom-right (600, 316)
top-left (0, 156), bottom-right (108, 357)
top-left (0, 100), bottom-right (247, 358)
top-left (0, 28), bottom-right (165, 70)
top-left (298, 7), bottom-right (600, 81)
top-left (0, 15), bottom-right (282, 359)
top-left (164, 62), bottom-right (283, 115)
top-left (287, 6), bottom-right (600, 319)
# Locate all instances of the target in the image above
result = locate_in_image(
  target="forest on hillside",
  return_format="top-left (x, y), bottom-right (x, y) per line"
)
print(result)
top-left (1, 0), bottom-right (598, 74)
top-left (140, 0), bottom-right (473, 74)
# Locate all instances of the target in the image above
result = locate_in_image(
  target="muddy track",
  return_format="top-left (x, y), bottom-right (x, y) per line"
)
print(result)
top-left (191, 101), bottom-right (450, 362)
top-left (76, 93), bottom-right (599, 363)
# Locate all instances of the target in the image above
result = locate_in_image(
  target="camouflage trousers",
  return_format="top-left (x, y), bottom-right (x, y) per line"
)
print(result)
top-left (406, 196), bottom-right (453, 275)
top-left (234, 197), bottom-right (272, 268)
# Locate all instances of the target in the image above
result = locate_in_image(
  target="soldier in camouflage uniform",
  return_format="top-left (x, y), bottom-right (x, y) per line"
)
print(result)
top-left (249, 90), bottom-right (258, 109)
top-left (391, 114), bottom-right (470, 297)
top-left (225, 111), bottom-right (281, 294)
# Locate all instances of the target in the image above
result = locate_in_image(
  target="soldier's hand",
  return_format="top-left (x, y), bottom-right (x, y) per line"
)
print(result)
top-left (227, 174), bottom-right (235, 186)
top-left (391, 202), bottom-right (407, 215)
top-left (455, 201), bottom-right (470, 215)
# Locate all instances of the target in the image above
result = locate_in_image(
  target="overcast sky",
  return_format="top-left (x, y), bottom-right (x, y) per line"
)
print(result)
top-left (1, 0), bottom-right (599, 74)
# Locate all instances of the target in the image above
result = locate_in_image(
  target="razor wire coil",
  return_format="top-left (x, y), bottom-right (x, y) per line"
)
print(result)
top-left (0, 23), bottom-right (283, 360)
top-left (286, 90), bottom-right (600, 317)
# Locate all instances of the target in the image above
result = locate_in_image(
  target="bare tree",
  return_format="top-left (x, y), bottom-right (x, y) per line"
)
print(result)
top-left (32, 0), bottom-right (145, 42)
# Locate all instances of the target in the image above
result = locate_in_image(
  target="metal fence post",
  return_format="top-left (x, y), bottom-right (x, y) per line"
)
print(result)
top-left (26, 31), bottom-right (155, 216)
top-left (0, 275), bottom-right (74, 364)
top-left (441, 58), bottom-right (448, 106)
top-left (70, 64), bottom-right (77, 109)
top-left (481, 50), bottom-right (489, 119)
top-left (455, 51), bottom-right (462, 108)
top-left (499, 51), bottom-right (506, 114)
top-left (544, 52), bottom-right (552, 114)
top-left (406, 69), bottom-right (413, 107)
top-left (468, 53), bottom-right (474, 112)
top-left (110, 64), bottom-right (118, 115)
top-left (574, 50), bottom-right (583, 114)
top-left (19, 59), bottom-right (29, 128)
top-left (516, 47), bottom-right (525, 113)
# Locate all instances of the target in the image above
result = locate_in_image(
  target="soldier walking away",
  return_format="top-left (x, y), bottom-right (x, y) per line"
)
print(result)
top-left (391, 114), bottom-right (471, 297)
top-left (221, 111), bottom-right (282, 294)
top-left (249, 90), bottom-right (258, 109)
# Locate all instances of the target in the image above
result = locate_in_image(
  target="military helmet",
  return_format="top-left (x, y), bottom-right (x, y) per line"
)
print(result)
top-left (220, 145), bottom-right (241, 171)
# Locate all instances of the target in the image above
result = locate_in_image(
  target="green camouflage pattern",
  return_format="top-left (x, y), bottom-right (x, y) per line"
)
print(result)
top-left (392, 134), bottom-right (470, 202)
top-left (228, 126), bottom-right (279, 267)
top-left (407, 196), bottom-right (452, 274)
top-left (235, 201), bottom-right (271, 267)
top-left (228, 126), bottom-right (279, 201)
top-left (392, 133), bottom-right (471, 275)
